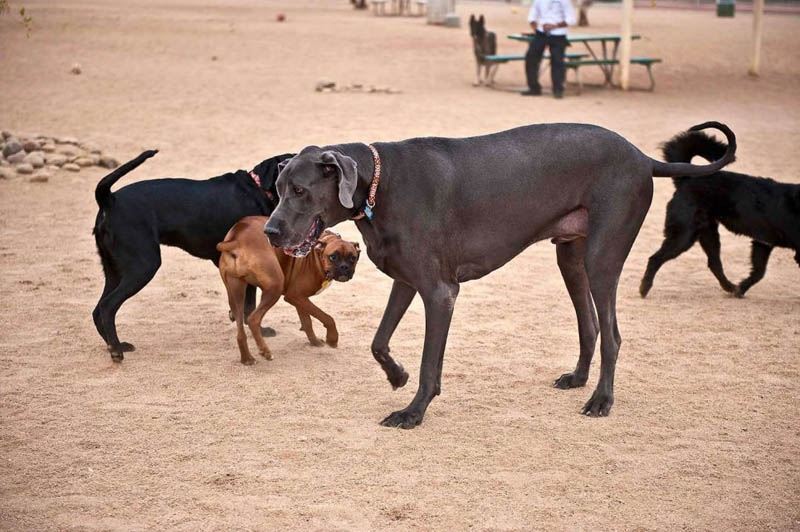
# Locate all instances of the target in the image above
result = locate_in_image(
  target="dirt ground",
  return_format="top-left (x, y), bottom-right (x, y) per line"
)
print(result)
top-left (1, 1), bottom-right (799, 530)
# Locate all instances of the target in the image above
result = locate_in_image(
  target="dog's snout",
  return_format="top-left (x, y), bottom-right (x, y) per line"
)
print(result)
top-left (264, 221), bottom-right (283, 245)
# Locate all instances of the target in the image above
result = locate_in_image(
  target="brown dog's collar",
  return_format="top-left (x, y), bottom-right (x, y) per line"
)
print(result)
top-left (250, 170), bottom-right (276, 204)
top-left (352, 144), bottom-right (381, 221)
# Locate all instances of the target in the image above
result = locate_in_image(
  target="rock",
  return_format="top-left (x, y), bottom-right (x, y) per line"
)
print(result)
top-left (0, 167), bottom-right (14, 179)
top-left (3, 139), bottom-right (22, 158)
top-left (98, 156), bottom-right (119, 169)
top-left (315, 80), bottom-right (336, 92)
top-left (41, 143), bottom-right (56, 153)
top-left (1, 131), bottom-right (12, 140)
top-left (16, 163), bottom-right (34, 175)
top-left (91, 154), bottom-right (101, 165)
top-left (74, 157), bottom-right (94, 167)
top-left (44, 153), bottom-right (67, 166)
top-left (81, 142), bottom-right (101, 154)
top-left (57, 136), bottom-right (79, 145)
top-left (23, 152), bottom-right (45, 168)
top-left (63, 163), bottom-right (81, 172)
top-left (57, 145), bottom-right (78, 157)
top-left (7, 151), bottom-right (26, 164)
top-left (70, 63), bottom-right (82, 75)
top-left (22, 139), bottom-right (40, 152)
top-left (29, 174), bottom-right (49, 183)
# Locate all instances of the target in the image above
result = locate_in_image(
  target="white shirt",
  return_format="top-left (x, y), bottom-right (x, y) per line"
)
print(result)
top-left (528, 0), bottom-right (576, 36)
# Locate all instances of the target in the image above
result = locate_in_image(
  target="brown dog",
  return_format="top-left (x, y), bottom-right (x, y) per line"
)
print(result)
top-left (217, 215), bottom-right (360, 365)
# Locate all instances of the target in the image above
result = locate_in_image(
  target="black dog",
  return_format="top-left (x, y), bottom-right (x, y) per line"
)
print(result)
top-left (93, 150), bottom-right (294, 362)
top-left (640, 130), bottom-right (800, 298)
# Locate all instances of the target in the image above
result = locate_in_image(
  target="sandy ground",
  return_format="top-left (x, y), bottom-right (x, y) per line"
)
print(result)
top-left (1, 1), bottom-right (799, 530)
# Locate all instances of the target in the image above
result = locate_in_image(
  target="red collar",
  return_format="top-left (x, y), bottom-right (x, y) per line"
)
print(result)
top-left (352, 144), bottom-right (381, 221)
top-left (250, 170), bottom-right (276, 203)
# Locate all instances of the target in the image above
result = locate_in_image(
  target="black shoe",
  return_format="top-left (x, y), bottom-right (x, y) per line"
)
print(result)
top-left (520, 88), bottom-right (542, 96)
top-left (553, 91), bottom-right (564, 99)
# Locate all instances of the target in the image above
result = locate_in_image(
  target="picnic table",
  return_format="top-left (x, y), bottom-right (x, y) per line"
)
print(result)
top-left (508, 33), bottom-right (643, 86)
top-left (370, 0), bottom-right (427, 16)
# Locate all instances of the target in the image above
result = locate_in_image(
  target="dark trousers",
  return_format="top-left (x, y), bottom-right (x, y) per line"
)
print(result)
top-left (525, 31), bottom-right (568, 94)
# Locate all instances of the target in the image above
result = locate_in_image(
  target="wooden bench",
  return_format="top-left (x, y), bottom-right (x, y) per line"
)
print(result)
top-left (566, 57), bottom-right (662, 92)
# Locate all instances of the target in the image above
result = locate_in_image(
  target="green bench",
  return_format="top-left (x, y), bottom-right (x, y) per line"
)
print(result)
top-left (566, 57), bottom-right (662, 92)
top-left (481, 52), bottom-right (588, 86)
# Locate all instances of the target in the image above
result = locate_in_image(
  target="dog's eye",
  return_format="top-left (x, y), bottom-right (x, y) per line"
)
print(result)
top-left (329, 253), bottom-right (338, 261)
top-left (293, 186), bottom-right (305, 196)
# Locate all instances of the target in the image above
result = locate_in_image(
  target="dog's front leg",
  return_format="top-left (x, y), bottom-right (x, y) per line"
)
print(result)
top-left (287, 296), bottom-right (338, 347)
top-left (473, 63), bottom-right (482, 87)
top-left (380, 281), bottom-right (459, 429)
top-left (294, 306), bottom-right (324, 347)
top-left (371, 280), bottom-right (416, 389)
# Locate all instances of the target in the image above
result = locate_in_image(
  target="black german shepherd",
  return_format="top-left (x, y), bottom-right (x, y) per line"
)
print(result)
top-left (640, 131), bottom-right (800, 298)
top-left (93, 150), bottom-right (293, 362)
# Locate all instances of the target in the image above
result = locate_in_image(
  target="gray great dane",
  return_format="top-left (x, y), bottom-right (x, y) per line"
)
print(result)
top-left (265, 122), bottom-right (736, 429)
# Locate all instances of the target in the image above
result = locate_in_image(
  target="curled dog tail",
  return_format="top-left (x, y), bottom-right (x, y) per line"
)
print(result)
top-left (650, 122), bottom-right (736, 178)
top-left (95, 150), bottom-right (158, 209)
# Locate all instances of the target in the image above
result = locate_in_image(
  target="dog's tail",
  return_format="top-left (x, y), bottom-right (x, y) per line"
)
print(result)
top-left (216, 240), bottom-right (238, 253)
top-left (94, 150), bottom-right (158, 209)
top-left (650, 122), bottom-right (736, 178)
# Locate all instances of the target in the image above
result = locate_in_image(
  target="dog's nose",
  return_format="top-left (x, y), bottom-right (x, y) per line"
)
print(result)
top-left (264, 225), bottom-right (282, 245)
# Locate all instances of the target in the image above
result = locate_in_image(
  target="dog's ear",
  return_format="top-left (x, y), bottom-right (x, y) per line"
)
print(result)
top-left (479, 15), bottom-right (485, 28)
top-left (277, 156), bottom-right (293, 175)
top-left (320, 150), bottom-right (358, 209)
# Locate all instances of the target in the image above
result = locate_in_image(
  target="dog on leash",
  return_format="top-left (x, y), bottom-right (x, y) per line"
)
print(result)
top-left (217, 216), bottom-right (360, 365)
top-left (469, 15), bottom-right (498, 86)
top-left (640, 130), bottom-right (800, 298)
top-left (92, 150), bottom-right (294, 362)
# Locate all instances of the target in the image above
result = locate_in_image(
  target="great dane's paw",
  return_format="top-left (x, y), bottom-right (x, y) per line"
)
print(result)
top-left (261, 326), bottom-right (277, 338)
top-left (581, 390), bottom-right (614, 417)
top-left (386, 363), bottom-right (409, 390)
top-left (119, 342), bottom-right (136, 353)
top-left (553, 372), bottom-right (588, 389)
top-left (380, 409), bottom-right (423, 429)
top-left (309, 338), bottom-right (325, 347)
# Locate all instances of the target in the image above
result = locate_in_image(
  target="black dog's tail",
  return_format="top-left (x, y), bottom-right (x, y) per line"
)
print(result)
top-left (650, 122), bottom-right (736, 178)
top-left (94, 150), bottom-right (158, 209)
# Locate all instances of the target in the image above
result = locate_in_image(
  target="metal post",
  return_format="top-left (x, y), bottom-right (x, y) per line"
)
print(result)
top-left (749, 0), bottom-right (764, 76)
top-left (619, 0), bottom-right (634, 90)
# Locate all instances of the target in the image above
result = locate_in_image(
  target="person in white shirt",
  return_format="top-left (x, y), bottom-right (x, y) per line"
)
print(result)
top-left (522, 0), bottom-right (577, 98)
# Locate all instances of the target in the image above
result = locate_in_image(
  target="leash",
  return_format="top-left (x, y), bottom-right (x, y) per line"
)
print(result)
top-left (352, 144), bottom-right (381, 221)
top-left (249, 170), bottom-right (277, 206)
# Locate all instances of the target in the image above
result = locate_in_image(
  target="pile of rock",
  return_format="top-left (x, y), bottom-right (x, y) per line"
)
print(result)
top-left (314, 80), bottom-right (402, 94)
top-left (0, 131), bottom-right (119, 183)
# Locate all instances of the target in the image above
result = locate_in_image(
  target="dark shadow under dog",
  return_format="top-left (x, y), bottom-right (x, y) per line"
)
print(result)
top-left (92, 150), bottom-right (294, 362)
top-left (641, 131), bottom-right (800, 298)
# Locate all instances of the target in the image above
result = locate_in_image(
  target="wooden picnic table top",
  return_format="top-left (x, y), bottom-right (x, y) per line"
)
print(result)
top-left (508, 33), bottom-right (642, 43)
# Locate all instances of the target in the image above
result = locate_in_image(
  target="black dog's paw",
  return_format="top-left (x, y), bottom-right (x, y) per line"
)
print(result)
top-left (732, 285), bottom-right (747, 298)
top-left (581, 390), bottom-right (614, 417)
top-left (109, 352), bottom-right (124, 363)
top-left (380, 409), bottom-right (423, 429)
top-left (119, 342), bottom-right (136, 353)
top-left (387, 363), bottom-right (409, 390)
top-left (261, 326), bottom-right (277, 338)
top-left (553, 372), bottom-right (587, 389)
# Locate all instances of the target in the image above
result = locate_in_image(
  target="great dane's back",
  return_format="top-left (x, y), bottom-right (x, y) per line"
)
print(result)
top-left (265, 121), bottom-right (736, 428)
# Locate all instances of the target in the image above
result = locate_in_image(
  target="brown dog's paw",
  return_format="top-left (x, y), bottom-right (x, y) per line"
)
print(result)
top-left (309, 338), bottom-right (325, 347)
top-left (260, 350), bottom-right (273, 361)
top-left (241, 357), bottom-right (256, 366)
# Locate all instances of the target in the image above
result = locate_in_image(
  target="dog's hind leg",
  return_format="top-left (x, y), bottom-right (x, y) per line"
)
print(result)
top-left (735, 241), bottom-right (773, 297)
top-left (371, 280), bottom-right (416, 389)
top-left (640, 205), bottom-right (698, 297)
top-left (93, 268), bottom-right (120, 343)
top-left (582, 182), bottom-right (650, 417)
top-left (97, 250), bottom-right (161, 362)
top-left (226, 276), bottom-right (254, 365)
top-left (697, 223), bottom-right (736, 293)
top-left (553, 238), bottom-right (599, 390)
top-left (246, 280), bottom-right (281, 360)
top-left (241, 285), bottom-right (276, 338)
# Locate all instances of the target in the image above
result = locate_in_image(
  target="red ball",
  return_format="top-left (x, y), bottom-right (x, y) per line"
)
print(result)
top-left (276, 13), bottom-right (286, 22)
